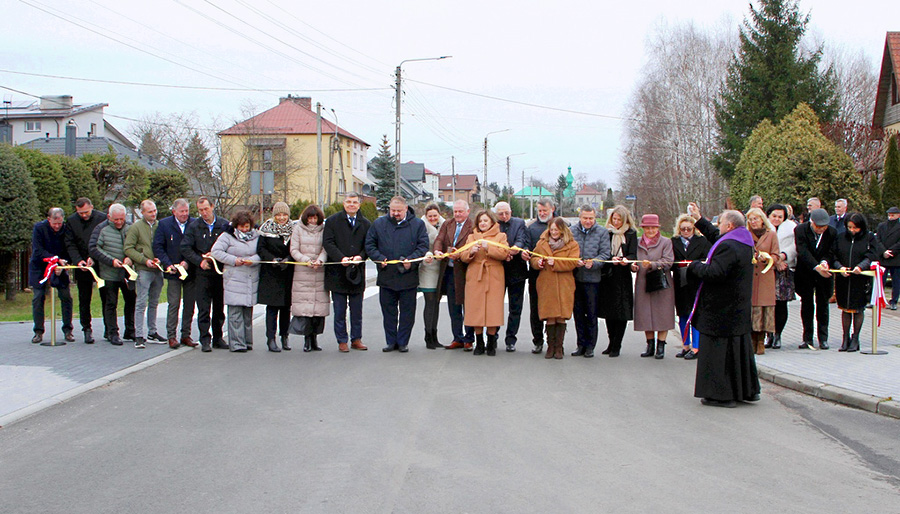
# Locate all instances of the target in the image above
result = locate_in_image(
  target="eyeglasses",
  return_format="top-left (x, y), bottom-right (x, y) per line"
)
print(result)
top-left (679, 226), bottom-right (693, 232)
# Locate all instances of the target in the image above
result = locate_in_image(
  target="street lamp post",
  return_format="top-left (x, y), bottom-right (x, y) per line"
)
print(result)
top-left (483, 129), bottom-right (509, 206)
top-left (394, 56), bottom-right (451, 197)
top-left (505, 152), bottom-right (525, 195)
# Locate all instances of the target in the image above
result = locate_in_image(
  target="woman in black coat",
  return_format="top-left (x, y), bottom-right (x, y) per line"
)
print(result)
top-left (598, 205), bottom-right (638, 357)
top-left (257, 202), bottom-right (296, 352)
top-left (831, 213), bottom-right (876, 352)
top-left (670, 214), bottom-right (711, 360)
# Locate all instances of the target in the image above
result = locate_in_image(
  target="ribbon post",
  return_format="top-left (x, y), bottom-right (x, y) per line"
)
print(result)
top-left (862, 262), bottom-right (888, 355)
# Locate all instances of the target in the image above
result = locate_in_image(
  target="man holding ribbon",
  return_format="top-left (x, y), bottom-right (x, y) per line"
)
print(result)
top-left (65, 197), bottom-right (107, 344)
top-left (90, 203), bottom-right (136, 346)
top-left (688, 209), bottom-right (760, 408)
top-left (434, 199), bottom-right (475, 350)
top-left (153, 198), bottom-right (197, 348)
top-left (125, 199), bottom-right (165, 349)
top-left (29, 207), bottom-right (74, 344)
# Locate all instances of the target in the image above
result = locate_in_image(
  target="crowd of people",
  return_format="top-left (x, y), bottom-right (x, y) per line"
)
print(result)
top-left (28, 192), bottom-right (900, 407)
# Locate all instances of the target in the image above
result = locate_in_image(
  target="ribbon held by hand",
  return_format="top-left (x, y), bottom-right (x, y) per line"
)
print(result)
top-left (39, 256), bottom-right (59, 285)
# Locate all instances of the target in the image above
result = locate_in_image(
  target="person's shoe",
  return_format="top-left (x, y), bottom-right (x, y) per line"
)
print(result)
top-left (428, 331), bottom-right (443, 349)
top-left (134, 338), bottom-right (146, 349)
top-left (532, 344), bottom-right (543, 354)
top-left (267, 338), bottom-right (281, 352)
top-left (744, 394), bottom-right (761, 402)
top-left (640, 339), bottom-right (655, 358)
top-left (608, 350), bottom-right (620, 357)
top-left (382, 344), bottom-right (397, 352)
top-left (109, 335), bottom-right (123, 346)
top-left (701, 398), bottom-right (737, 408)
top-left (675, 348), bottom-right (689, 358)
top-left (212, 340), bottom-right (229, 350)
top-left (571, 345), bottom-right (586, 357)
top-left (890, 303), bottom-right (897, 311)
top-left (799, 340), bottom-right (814, 350)
top-left (303, 337), bottom-right (312, 352)
top-left (281, 335), bottom-right (291, 351)
top-left (310, 337), bottom-right (322, 351)
top-left (398, 345), bottom-right (409, 353)
top-left (147, 333), bottom-right (166, 343)
top-left (83, 330), bottom-right (95, 344)
top-left (771, 334), bottom-right (781, 349)
top-left (63, 331), bottom-right (75, 342)
top-left (463, 342), bottom-right (474, 352)
top-left (473, 334), bottom-right (485, 355)
top-left (350, 339), bottom-right (367, 351)
top-left (201, 342), bottom-right (212, 352)
top-left (445, 341), bottom-right (464, 350)
top-left (246, 343), bottom-right (253, 351)
top-left (764, 333), bottom-right (772, 348)
top-left (584, 348), bottom-right (594, 358)
top-left (486, 334), bottom-right (498, 356)
top-left (819, 340), bottom-right (829, 350)
top-left (123, 331), bottom-right (135, 341)
top-left (231, 347), bottom-right (247, 353)
top-left (655, 340), bottom-right (666, 359)
top-left (339, 342), bottom-right (350, 353)
top-left (683, 350), bottom-right (698, 360)
top-left (180, 337), bottom-right (198, 348)
top-left (601, 346), bottom-right (612, 355)
top-left (838, 334), bottom-right (850, 352)
top-left (168, 338), bottom-right (180, 349)
top-left (506, 343), bottom-right (516, 352)
top-left (848, 333), bottom-right (860, 352)
top-left (31, 332), bottom-right (43, 344)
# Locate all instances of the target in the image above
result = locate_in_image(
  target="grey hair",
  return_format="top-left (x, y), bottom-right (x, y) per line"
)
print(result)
top-left (171, 198), bottom-right (189, 210)
top-left (536, 198), bottom-right (555, 209)
top-left (108, 203), bottom-right (127, 216)
top-left (580, 205), bottom-right (595, 213)
top-left (345, 192), bottom-right (360, 200)
top-left (494, 201), bottom-right (511, 212)
top-left (835, 198), bottom-right (848, 206)
top-left (48, 207), bottom-right (65, 219)
top-left (719, 210), bottom-right (745, 229)
top-left (453, 199), bottom-right (469, 210)
top-left (390, 196), bottom-right (407, 206)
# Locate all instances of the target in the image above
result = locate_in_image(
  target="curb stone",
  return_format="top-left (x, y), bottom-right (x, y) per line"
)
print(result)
top-left (759, 365), bottom-right (897, 419)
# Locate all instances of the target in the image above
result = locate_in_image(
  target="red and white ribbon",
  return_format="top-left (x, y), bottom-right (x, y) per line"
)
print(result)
top-left (871, 262), bottom-right (887, 327)
top-left (39, 256), bottom-right (59, 285)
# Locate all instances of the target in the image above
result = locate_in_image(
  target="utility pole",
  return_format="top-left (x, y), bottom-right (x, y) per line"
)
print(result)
top-left (327, 109), bottom-right (340, 205)
top-left (451, 155), bottom-right (456, 203)
top-left (316, 102), bottom-right (323, 206)
top-left (483, 129), bottom-right (509, 207)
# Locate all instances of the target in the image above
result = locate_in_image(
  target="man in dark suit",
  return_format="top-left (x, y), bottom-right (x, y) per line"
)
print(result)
top-left (64, 197), bottom-right (107, 343)
top-left (152, 198), bottom-right (197, 349)
top-left (433, 199), bottom-right (475, 350)
top-left (876, 206), bottom-right (900, 310)
top-left (323, 192), bottom-right (371, 352)
top-left (688, 210), bottom-right (759, 407)
top-left (30, 208), bottom-right (74, 344)
top-left (794, 208), bottom-right (837, 349)
top-left (829, 198), bottom-right (848, 235)
top-left (495, 202), bottom-right (529, 352)
top-left (180, 196), bottom-right (229, 352)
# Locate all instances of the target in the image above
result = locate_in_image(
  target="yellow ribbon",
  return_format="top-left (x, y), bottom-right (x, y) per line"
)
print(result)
top-left (826, 269), bottom-right (877, 277)
top-left (174, 264), bottom-right (189, 281)
top-left (122, 263), bottom-right (139, 281)
top-left (753, 251), bottom-right (775, 274)
top-left (57, 265), bottom-right (106, 288)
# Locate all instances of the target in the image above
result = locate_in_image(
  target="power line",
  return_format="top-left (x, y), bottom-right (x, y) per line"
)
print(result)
top-left (0, 68), bottom-right (392, 93)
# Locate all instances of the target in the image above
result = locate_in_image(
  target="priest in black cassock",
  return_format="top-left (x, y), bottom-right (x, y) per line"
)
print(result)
top-left (687, 209), bottom-right (760, 408)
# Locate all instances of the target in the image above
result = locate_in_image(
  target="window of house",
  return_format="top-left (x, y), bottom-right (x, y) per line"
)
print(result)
top-left (25, 121), bottom-right (41, 132)
top-left (90, 122), bottom-right (97, 136)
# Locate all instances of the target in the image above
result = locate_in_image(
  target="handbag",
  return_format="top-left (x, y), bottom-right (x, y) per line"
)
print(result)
top-left (645, 267), bottom-right (670, 293)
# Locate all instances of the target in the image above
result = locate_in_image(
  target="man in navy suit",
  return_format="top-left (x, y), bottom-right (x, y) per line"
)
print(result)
top-left (495, 201), bottom-right (530, 352)
top-left (829, 198), bottom-right (848, 236)
top-left (153, 198), bottom-right (197, 348)
top-left (30, 208), bottom-right (74, 344)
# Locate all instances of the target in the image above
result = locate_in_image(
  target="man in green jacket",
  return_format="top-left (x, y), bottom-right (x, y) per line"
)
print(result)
top-left (125, 199), bottom-right (165, 349)
top-left (90, 203), bottom-right (135, 346)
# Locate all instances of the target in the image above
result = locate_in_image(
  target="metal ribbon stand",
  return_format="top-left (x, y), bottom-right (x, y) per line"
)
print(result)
top-left (861, 304), bottom-right (886, 355)
top-left (40, 285), bottom-right (65, 347)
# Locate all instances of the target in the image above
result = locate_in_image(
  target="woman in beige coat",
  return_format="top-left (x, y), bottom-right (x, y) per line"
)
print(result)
top-left (531, 217), bottom-right (580, 359)
top-left (631, 214), bottom-right (675, 359)
top-left (747, 207), bottom-right (780, 355)
top-left (460, 210), bottom-right (509, 356)
top-left (290, 204), bottom-right (329, 352)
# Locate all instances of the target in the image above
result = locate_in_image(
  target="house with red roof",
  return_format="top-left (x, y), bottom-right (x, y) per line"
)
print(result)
top-left (874, 32), bottom-right (900, 135)
top-left (219, 95), bottom-right (369, 209)
top-left (437, 173), bottom-right (481, 205)
top-left (575, 185), bottom-right (603, 210)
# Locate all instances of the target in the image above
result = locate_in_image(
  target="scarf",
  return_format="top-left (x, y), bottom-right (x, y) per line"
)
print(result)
top-left (548, 236), bottom-right (565, 252)
top-left (259, 218), bottom-right (295, 245)
top-left (640, 232), bottom-right (660, 248)
top-left (750, 226), bottom-right (767, 241)
top-left (235, 228), bottom-right (255, 242)
top-left (607, 223), bottom-right (630, 257)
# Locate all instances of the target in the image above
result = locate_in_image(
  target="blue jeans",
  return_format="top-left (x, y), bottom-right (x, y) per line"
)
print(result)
top-left (443, 267), bottom-right (473, 344)
top-left (332, 291), bottom-right (363, 343)
top-left (679, 316), bottom-right (700, 350)
top-left (379, 287), bottom-right (417, 349)
top-left (32, 283), bottom-right (73, 334)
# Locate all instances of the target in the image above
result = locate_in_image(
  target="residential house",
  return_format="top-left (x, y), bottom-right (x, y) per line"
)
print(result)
top-left (438, 174), bottom-right (481, 205)
top-left (423, 166), bottom-right (441, 199)
top-left (874, 32), bottom-right (900, 135)
top-left (575, 185), bottom-right (603, 210)
top-left (0, 95), bottom-right (132, 147)
top-left (218, 96), bottom-right (369, 208)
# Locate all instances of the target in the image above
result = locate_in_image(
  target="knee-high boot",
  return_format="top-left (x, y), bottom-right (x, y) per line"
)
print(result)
top-left (544, 325), bottom-right (556, 359)
top-left (474, 333), bottom-right (485, 355)
top-left (554, 323), bottom-right (566, 359)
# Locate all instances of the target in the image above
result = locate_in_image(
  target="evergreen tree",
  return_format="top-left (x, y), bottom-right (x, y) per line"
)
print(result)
top-left (554, 174), bottom-right (568, 214)
top-left (605, 188), bottom-right (615, 210)
top-left (731, 103), bottom-right (866, 213)
top-left (13, 147), bottom-right (71, 217)
top-left (56, 155), bottom-right (101, 207)
top-left (713, 0), bottom-right (838, 180)
top-left (148, 169), bottom-right (190, 213)
top-left (867, 172), bottom-right (882, 218)
top-left (883, 134), bottom-right (900, 212)
top-left (0, 145), bottom-right (39, 300)
top-left (81, 150), bottom-right (148, 207)
top-left (370, 135), bottom-right (396, 212)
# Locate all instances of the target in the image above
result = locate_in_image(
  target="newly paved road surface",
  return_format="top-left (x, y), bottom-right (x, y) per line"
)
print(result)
top-left (1, 292), bottom-right (897, 513)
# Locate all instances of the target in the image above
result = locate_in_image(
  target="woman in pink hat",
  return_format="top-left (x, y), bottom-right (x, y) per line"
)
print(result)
top-left (631, 214), bottom-right (675, 359)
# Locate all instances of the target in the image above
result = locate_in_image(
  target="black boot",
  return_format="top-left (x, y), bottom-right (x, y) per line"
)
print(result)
top-left (303, 336), bottom-right (312, 352)
top-left (600, 345), bottom-right (611, 355)
top-left (424, 330), bottom-right (435, 349)
top-left (838, 332), bottom-right (850, 352)
top-left (640, 339), bottom-right (655, 357)
top-left (764, 333), bottom-right (773, 348)
top-left (771, 333), bottom-right (781, 349)
top-left (430, 330), bottom-right (443, 348)
top-left (571, 345), bottom-right (586, 357)
top-left (847, 332), bottom-right (860, 352)
top-left (486, 333), bottom-right (497, 356)
top-left (267, 337), bottom-right (281, 352)
top-left (310, 335), bottom-right (322, 351)
top-left (655, 339), bottom-right (666, 359)
top-left (281, 335), bottom-right (291, 351)
top-left (83, 330), bottom-right (94, 344)
top-left (474, 333), bottom-right (485, 355)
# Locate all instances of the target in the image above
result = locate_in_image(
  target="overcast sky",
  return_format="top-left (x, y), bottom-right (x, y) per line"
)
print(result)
top-left (2, 0), bottom-right (895, 191)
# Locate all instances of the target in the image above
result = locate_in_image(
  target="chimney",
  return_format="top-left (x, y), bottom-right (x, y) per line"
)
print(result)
top-left (40, 95), bottom-right (74, 110)
top-left (65, 121), bottom-right (76, 157)
top-left (279, 94), bottom-right (312, 110)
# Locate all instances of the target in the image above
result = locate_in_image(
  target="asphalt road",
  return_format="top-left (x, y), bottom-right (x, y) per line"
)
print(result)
top-left (1, 291), bottom-right (898, 513)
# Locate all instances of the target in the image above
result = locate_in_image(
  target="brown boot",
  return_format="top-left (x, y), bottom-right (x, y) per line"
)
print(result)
top-left (544, 324), bottom-right (556, 359)
top-left (554, 323), bottom-right (566, 359)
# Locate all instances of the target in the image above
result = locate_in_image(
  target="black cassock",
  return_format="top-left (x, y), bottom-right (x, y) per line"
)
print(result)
top-left (688, 236), bottom-right (760, 402)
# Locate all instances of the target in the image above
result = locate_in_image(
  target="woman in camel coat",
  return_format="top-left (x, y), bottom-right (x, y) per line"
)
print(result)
top-left (530, 217), bottom-right (580, 359)
top-left (746, 207), bottom-right (780, 355)
top-left (290, 204), bottom-right (329, 352)
top-left (460, 210), bottom-right (509, 356)
top-left (631, 214), bottom-right (675, 360)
